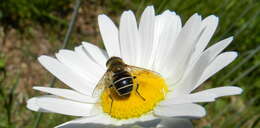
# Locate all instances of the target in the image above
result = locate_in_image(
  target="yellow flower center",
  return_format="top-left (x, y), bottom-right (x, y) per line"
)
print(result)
top-left (101, 69), bottom-right (168, 119)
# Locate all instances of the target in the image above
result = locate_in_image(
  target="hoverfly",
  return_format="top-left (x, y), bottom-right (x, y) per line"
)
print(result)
top-left (93, 56), bottom-right (150, 113)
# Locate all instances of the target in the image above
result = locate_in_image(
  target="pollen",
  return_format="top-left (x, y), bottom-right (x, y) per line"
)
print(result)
top-left (101, 69), bottom-right (168, 119)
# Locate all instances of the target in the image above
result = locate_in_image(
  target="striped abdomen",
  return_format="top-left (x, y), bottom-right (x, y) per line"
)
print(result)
top-left (112, 71), bottom-right (133, 96)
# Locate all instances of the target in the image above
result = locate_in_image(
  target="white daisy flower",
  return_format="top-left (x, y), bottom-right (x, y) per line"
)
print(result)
top-left (27, 6), bottom-right (243, 128)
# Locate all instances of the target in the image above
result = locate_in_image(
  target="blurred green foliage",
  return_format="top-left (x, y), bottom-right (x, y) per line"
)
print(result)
top-left (0, 0), bottom-right (259, 128)
top-left (0, 0), bottom-right (72, 28)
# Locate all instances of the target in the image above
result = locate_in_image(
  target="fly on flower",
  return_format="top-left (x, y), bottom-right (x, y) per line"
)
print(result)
top-left (93, 56), bottom-right (168, 119)
top-left (93, 56), bottom-right (148, 99)
top-left (27, 5), bottom-right (243, 128)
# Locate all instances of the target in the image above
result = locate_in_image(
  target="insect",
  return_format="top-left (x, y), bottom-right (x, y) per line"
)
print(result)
top-left (93, 56), bottom-right (147, 113)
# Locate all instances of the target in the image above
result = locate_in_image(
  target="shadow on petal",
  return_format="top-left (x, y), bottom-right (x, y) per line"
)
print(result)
top-left (136, 119), bottom-right (161, 128)
top-left (57, 123), bottom-right (107, 128)
top-left (156, 118), bottom-right (193, 128)
top-left (58, 118), bottom-right (192, 128)
top-left (58, 119), bottom-right (161, 128)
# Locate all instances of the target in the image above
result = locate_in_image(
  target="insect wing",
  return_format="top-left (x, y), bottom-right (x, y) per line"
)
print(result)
top-left (127, 65), bottom-right (160, 76)
top-left (92, 71), bottom-right (111, 97)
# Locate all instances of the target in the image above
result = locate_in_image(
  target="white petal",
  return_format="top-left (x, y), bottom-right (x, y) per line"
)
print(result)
top-left (82, 42), bottom-right (108, 69)
top-left (138, 6), bottom-right (155, 68)
top-left (73, 45), bottom-right (106, 93)
top-left (119, 10), bottom-right (140, 65)
top-left (172, 46), bottom-right (214, 94)
top-left (56, 49), bottom-right (104, 83)
top-left (195, 86), bottom-right (243, 98)
top-left (27, 97), bottom-right (40, 111)
top-left (27, 97), bottom-right (50, 112)
top-left (161, 86), bottom-right (242, 106)
top-left (56, 113), bottom-right (157, 127)
top-left (194, 51), bottom-right (237, 90)
top-left (155, 103), bottom-right (206, 118)
top-left (159, 92), bottom-right (215, 105)
top-left (38, 56), bottom-right (94, 95)
top-left (188, 37), bottom-right (233, 72)
top-left (152, 10), bottom-right (181, 72)
top-left (172, 48), bottom-right (236, 94)
top-left (156, 118), bottom-right (193, 128)
top-left (29, 96), bottom-right (95, 117)
top-left (190, 15), bottom-right (219, 64)
top-left (202, 37), bottom-right (233, 62)
top-left (98, 14), bottom-right (120, 57)
top-left (33, 86), bottom-right (98, 103)
top-left (172, 37), bottom-right (233, 91)
top-left (162, 13), bottom-right (202, 83)
top-left (137, 114), bottom-right (159, 126)
top-left (55, 115), bottom-right (112, 128)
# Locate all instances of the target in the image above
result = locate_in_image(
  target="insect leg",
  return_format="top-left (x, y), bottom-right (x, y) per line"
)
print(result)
top-left (136, 84), bottom-right (146, 101)
top-left (109, 94), bottom-right (113, 114)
